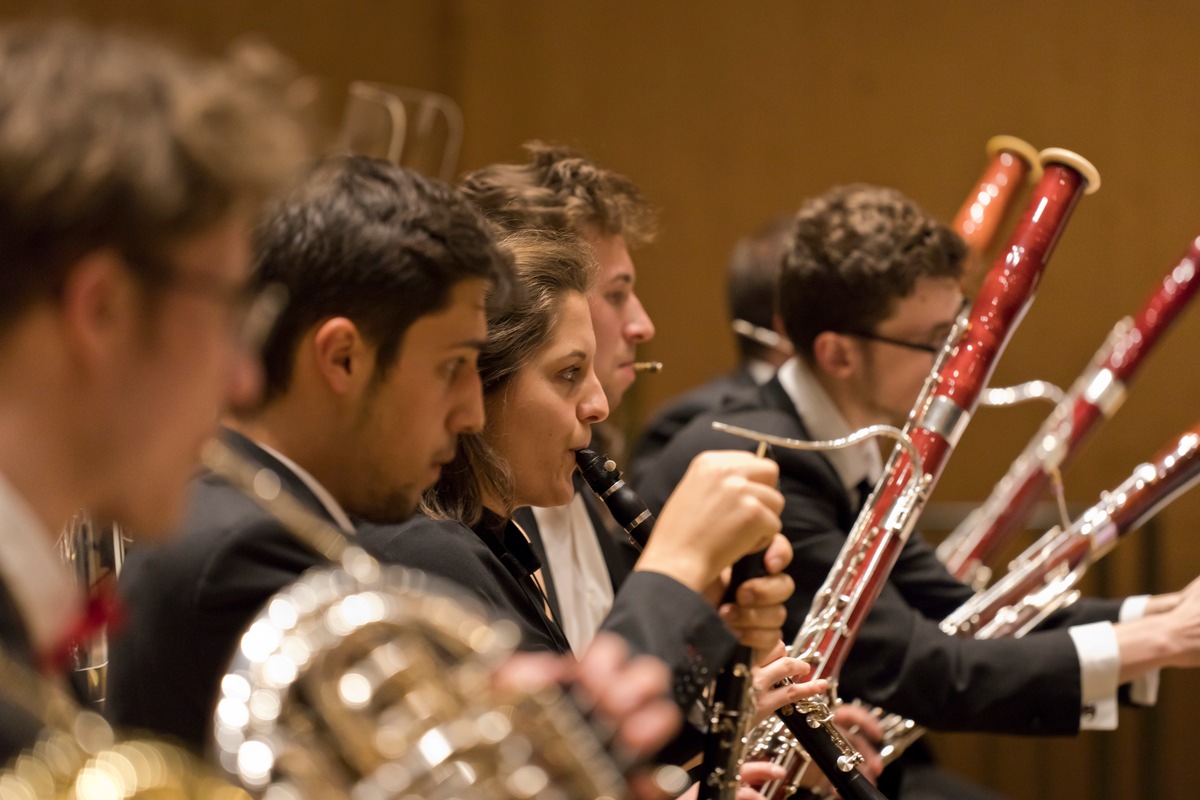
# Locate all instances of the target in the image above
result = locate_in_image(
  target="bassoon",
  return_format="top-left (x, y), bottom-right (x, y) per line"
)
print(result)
top-left (743, 147), bottom-right (1100, 800)
top-left (874, 420), bottom-right (1200, 763)
top-left (939, 238), bottom-right (1200, 587)
top-left (952, 135), bottom-right (1041, 256)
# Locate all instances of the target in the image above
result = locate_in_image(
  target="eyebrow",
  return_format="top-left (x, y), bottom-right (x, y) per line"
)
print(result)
top-left (605, 274), bottom-right (633, 287)
top-left (450, 338), bottom-right (487, 351)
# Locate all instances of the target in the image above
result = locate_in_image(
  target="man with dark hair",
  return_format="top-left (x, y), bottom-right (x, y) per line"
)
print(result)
top-left (630, 215), bottom-right (794, 478)
top-left (107, 155), bottom-right (514, 749)
top-left (636, 183), bottom-right (1200, 798)
top-left (108, 155), bottom-right (774, 771)
top-left (0, 20), bottom-right (310, 759)
top-left (458, 144), bottom-right (795, 669)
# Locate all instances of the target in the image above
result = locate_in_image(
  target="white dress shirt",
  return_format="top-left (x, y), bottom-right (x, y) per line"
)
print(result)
top-left (532, 495), bottom-right (614, 657)
top-left (0, 472), bottom-right (81, 657)
top-left (775, 357), bottom-right (1156, 730)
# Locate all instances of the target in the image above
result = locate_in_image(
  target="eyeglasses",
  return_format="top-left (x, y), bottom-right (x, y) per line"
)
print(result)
top-left (138, 267), bottom-right (288, 356)
top-left (842, 330), bottom-right (941, 355)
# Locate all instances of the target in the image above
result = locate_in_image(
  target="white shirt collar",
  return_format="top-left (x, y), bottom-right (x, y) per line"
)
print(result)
top-left (775, 357), bottom-right (883, 495)
top-left (0, 472), bottom-right (81, 655)
top-left (745, 358), bottom-right (778, 386)
top-left (254, 442), bottom-right (356, 534)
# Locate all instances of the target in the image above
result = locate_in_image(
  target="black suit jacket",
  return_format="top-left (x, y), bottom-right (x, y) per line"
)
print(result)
top-left (635, 376), bottom-right (1123, 735)
top-left (629, 367), bottom-right (760, 482)
top-left (0, 576), bottom-right (47, 763)
top-left (511, 474), bottom-right (638, 624)
top-left (361, 511), bottom-right (735, 709)
top-left (106, 429), bottom-right (348, 751)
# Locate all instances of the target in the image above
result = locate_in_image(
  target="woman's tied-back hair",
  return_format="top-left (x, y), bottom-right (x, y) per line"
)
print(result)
top-left (422, 229), bottom-right (597, 525)
top-left (0, 21), bottom-right (314, 332)
top-left (778, 183), bottom-right (966, 360)
top-left (459, 141), bottom-right (657, 246)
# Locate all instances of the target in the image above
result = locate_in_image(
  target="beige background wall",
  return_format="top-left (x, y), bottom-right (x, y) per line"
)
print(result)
top-left (5, 2), bottom-right (1199, 796)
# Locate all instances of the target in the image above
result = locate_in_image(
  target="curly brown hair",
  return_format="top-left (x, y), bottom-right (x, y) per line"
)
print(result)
top-left (459, 141), bottom-right (656, 246)
top-left (779, 184), bottom-right (965, 360)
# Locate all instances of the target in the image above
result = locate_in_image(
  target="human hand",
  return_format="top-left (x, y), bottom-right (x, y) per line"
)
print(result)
top-left (672, 761), bottom-right (791, 800)
top-left (1117, 574), bottom-right (1200, 681)
top-left (637, 451), bottom-right (783, 592)
top-left (712, 534), bottom-right (795, 651)
top-left (493, 633), bottom-right (682, 762)
top-left (831, 702), bottom-right (885, 785)
top-left (747, 642), bottom-right (829, 726)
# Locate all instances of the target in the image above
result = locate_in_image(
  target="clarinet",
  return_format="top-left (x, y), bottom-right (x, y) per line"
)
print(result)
top-left (576, 448), bottom-right (653, 550)
top-left (939, 238), bottom-right (1200, 586)
top-left (575, 449), bottom-right (884, 800)
top-left (696, 551), bottom-right (768, 800)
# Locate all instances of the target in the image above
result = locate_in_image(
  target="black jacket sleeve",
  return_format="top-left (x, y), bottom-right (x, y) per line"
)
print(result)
top-left (107, 479), bottom-right (324, 751)
top-left (636, 405), bottom-right (1110, 736)
top-left (362, 517), bottom-right (569, 653)
top-left (602, 570), bottom-right (736, 708)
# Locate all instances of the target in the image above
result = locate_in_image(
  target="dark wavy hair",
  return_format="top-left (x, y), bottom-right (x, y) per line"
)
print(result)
top-left (779, 184), bottom-right (965, 360)
top-left (252, 156), bottom-right (514, 403)
top-left (421, 229), bottom-right (596, 525)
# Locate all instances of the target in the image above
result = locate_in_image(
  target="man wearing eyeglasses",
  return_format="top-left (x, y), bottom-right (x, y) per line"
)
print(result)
top-left (0, 21), bottom-right (310, 760)
top-left (634, 183), bottom-right (1182, 799)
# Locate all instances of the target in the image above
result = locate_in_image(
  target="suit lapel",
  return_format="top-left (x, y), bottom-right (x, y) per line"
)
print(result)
top-left (0, 576), bottom-right (34, 667)
top-left (511, 507), bottom-right (564, 624)
top-left (216, 428), bottom-right (341, 528)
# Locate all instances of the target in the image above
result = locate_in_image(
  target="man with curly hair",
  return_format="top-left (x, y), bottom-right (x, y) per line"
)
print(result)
top-left (635, 183), bottom-right (1195, 799)
top-left (461, 142), bottom-right (658, 414)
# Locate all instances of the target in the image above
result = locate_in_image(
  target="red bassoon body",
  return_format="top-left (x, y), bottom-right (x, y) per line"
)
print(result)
top-left (796, 149), bottom-right (1100, 684)
top-left (752, 148), bottom-right (1100, 800)
top-left (945, 421), bottom-right (1200, 639)
top-left (874, 420), bottom-right (1200, 765)
top-left (939, 239), bottom-right (1200, 585)
top-left (952, 135), bottom-right (1040, 261)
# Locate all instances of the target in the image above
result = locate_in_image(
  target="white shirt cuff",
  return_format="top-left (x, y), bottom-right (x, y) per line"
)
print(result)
top-left (1068, 621), bottom-right (1120, 731)
top-left (1118, 595), bottom-right (1160, 706)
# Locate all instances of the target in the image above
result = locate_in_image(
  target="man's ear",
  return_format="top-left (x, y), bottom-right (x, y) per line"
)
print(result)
top-left (811, 330), bottom-right (859, 380)
top-left (58, 250), bottom-right (138, 373)
top-left (311, 317), bottom-right (372, 395)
